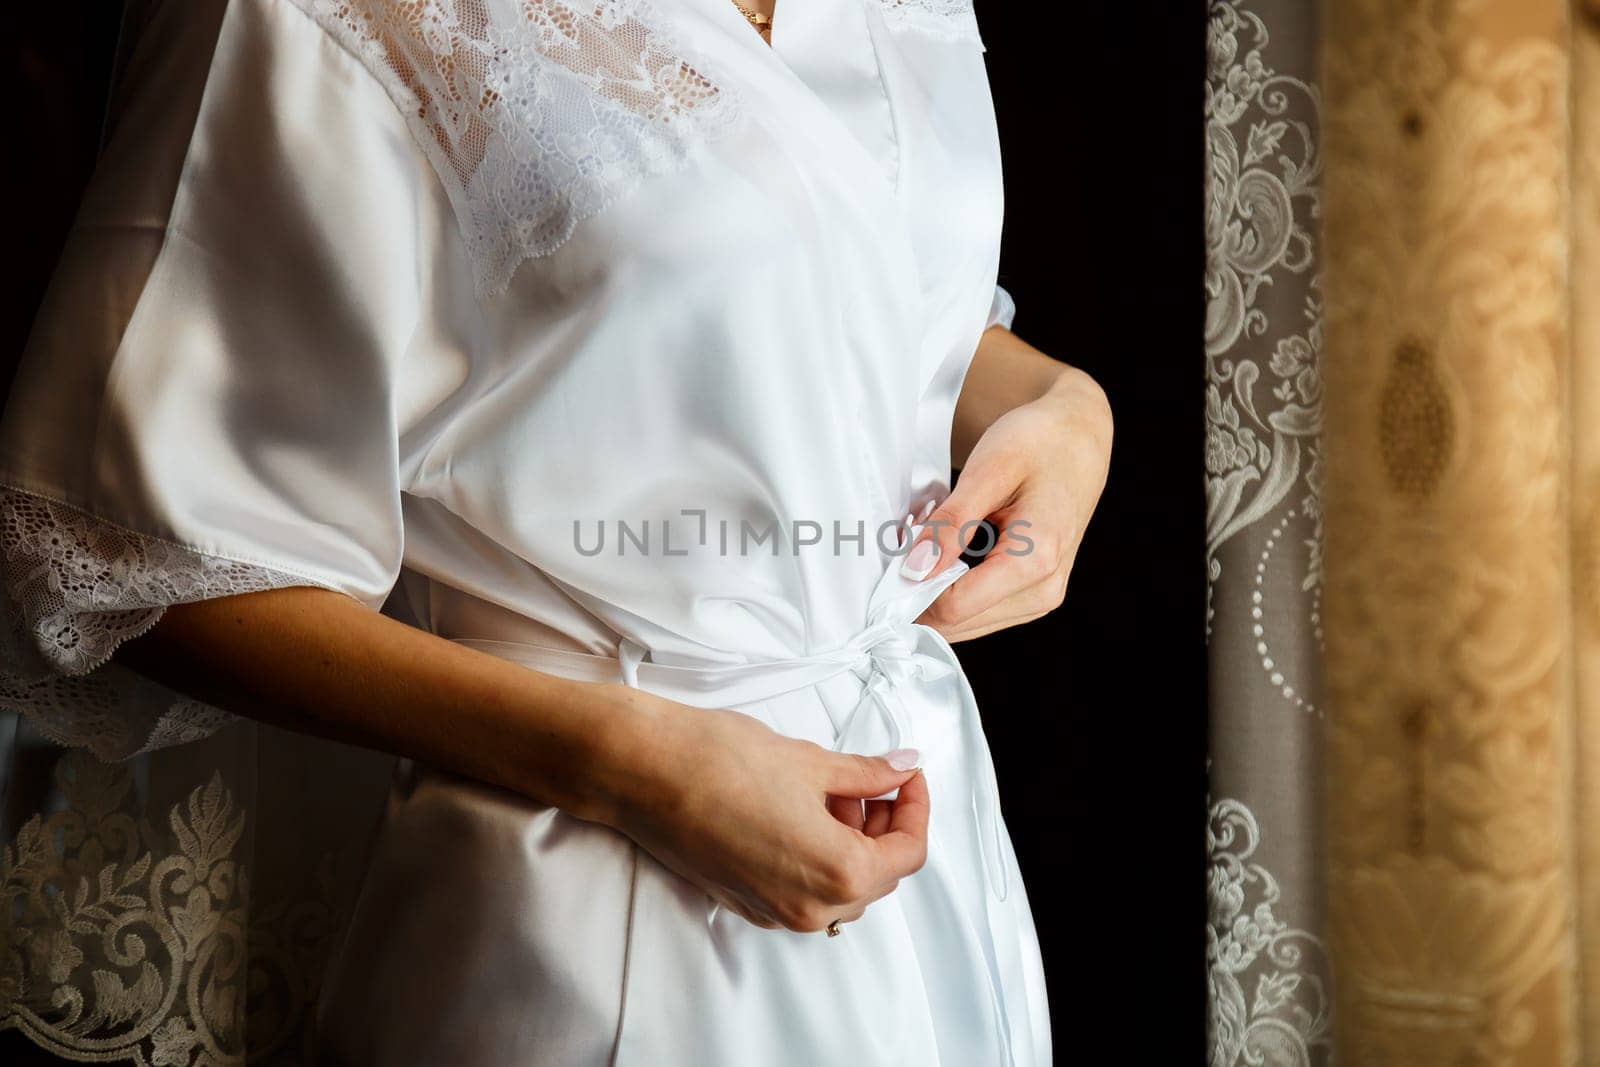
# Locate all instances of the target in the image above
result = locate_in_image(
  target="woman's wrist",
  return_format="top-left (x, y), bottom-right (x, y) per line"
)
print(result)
top-left (535, 679), bottom-right (681, 831)
top-left (953, 327), bottom-right (1105, 468)
top-left (1038, 365), bottom-right (1114, 460)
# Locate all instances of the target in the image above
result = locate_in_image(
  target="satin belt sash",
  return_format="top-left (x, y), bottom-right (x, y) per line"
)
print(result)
top-left (450, 555), bottom-right (1018, 1063)
top-left (451, 555), bottom-right (1009, 900)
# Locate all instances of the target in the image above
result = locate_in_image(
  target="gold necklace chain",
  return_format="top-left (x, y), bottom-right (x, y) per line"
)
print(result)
top-left (729, 0), bottom-right (773, 41)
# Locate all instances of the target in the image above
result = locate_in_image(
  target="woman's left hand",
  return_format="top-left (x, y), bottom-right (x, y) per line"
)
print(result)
top-left (907, 368), bottom-right (1112, 643)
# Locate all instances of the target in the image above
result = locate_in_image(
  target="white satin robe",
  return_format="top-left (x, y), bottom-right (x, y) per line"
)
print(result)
top-left (0, 0), bottom-right (1049, 1063)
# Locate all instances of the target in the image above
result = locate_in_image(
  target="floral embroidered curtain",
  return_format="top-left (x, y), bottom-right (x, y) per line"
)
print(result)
top-left (1210, 0), bottom-right (1600, 1062)
top-left (1205, 1), bottom-right (1331, 1063)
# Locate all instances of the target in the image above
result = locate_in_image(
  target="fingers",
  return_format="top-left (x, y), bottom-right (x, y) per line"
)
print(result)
top-left (742, 770), bottom-right (930, 934)
top-left (915, 523), bottom-right (1077, 639)
top-left (787, 902), bottom-right (869, 935)
top-left (915, 550), bottom-right (1041, 633)
top-left (820, 749), bottom-right (921, 799)
top-left (731, 904), bottom-right (782, 930)
top-left (860, 769), bottom-right (929, 882)
top-left (826, 794), bottom-right (866, 832)
top-left (904, 461), bottom-right (1018, 582)
top-left (863, 798), bottom-right (893, 838)
top-left (717, 749), bottom-right (932, 935)
top-left (937, 604), bottom-right (1051, 645)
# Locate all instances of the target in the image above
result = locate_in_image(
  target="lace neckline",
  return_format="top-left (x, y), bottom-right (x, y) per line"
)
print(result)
top-left (290, 0), bottom-right (985, 299)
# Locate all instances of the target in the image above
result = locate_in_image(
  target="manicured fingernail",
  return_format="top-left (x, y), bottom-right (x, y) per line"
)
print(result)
top-left (901, 539), bottom-right (939, 580)
top-left (900, 538), bottom-right (939, 581)
top-left (917, 499), bottom-right (936, 523)
top-left (884, 748), bottom-right (921, 771)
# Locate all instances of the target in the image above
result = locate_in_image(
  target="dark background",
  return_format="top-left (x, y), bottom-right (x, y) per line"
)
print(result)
top-left (6, 3), bottom-right (1206, 1061)
top-left (972, 5), bottom-right (1208, 1059)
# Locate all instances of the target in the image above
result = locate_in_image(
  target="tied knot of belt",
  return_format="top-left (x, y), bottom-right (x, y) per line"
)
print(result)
top-left (457, 555), bottom-right (1012, 905)
top-left (598, 558), bottom-right (1009, 910)
top-left (848, 619), bottom-right (942, 690)
top-left (450, 543), bottom-right (1017, 1063)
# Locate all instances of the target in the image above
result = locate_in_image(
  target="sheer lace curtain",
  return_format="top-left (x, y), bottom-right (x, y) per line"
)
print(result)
top-left (1209, 0), bottom-right (1600, 1063)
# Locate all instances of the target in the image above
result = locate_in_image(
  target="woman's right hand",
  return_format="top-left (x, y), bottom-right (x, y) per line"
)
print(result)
top-left (596, 693), bottom-right (931, 932)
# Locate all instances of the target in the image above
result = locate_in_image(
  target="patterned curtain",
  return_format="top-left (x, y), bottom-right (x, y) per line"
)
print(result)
top-left (1205, 1), bottom-right (1333, 1064)
top-left (1212, 0), bottom-right (1600, 1062)
top-left (1322, 0), bottom-right (1600, 1061)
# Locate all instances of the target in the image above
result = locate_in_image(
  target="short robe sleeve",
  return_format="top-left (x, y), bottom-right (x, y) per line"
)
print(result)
top-left (985, 283), bottom-right (1016, 332)
top-left (0, 0), bottom-right (440, 758)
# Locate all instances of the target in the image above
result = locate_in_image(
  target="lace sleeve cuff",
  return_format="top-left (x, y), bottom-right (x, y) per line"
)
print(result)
top-left (878, 0), bottom-right (987, 49)
top-left (0, 487), bottom-right (338, 759)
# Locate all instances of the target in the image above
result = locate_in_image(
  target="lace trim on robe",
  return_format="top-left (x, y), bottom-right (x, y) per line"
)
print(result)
top-left (288, 0), bottom-right (743, 299)
top-left (0, 487), bottom-right (337, 759)
top-left (876, 0), bottom-right (986, 48)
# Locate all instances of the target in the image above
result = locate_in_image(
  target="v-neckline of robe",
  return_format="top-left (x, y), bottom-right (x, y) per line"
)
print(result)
top-left (686, 0), bottom-right (903, 196)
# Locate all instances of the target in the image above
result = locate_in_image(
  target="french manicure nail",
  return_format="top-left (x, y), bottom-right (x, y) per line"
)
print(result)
top-left (884, 748), bottom-right (921, 771)
top-left (900, 538), bottom-right (939, 581)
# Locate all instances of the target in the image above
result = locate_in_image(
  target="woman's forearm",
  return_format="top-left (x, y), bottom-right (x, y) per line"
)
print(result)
top-left (952, 325), bottom-right (1109, 469)
top-left (111, 586), bottom-right (934, 932)
top-left (114, 586), bottom-right (657, 827)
